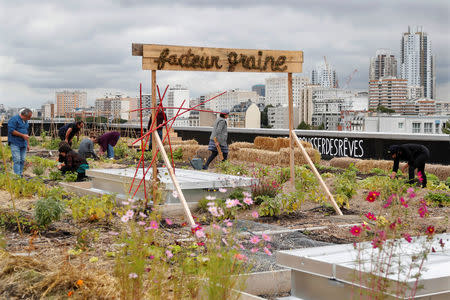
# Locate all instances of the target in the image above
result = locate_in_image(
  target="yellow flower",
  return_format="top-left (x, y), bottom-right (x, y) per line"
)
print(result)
top-left (89, 256), bottom-right (99, 263)
top-left (377, 216), bottom-right (388, 227)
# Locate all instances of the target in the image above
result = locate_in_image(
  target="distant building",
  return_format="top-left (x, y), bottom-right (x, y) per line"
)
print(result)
top-left (312, 98), bottom-right (348, 130)
top-left (400, 26), bottom-right (435, 99)
top-left (189, 110), bottom-right (216, 127)
top-left (268, 106), bottom-right (300, 129)
top-left (365, 115), bottom-right (448, 134)
top-left (55, 90), bottom-right (87, 117)
top-left (368, 77), bottom-right (407, 112)
top-left (229, 101), bottom-right (261, 128)
top-left (41, 102), bottom-right (55, 120)
top-left (252, 84), bottom-right (265, 97)
top-left (369, 49), bottom-right (397, 81)
top-left (163, 85), bottom-right (190, 120)
top-left (407, 85), bottom-right (424, 100)
top-left (206, 89), bottom-right (258, 114)
top-left (311, 61), bottom-right (337, 88)
top-left (265, 76), bottom-right (309, 107)
top-left (95, 94), bottom-right (138, 121)
top-left (339, 111), bottom-right (368, 131)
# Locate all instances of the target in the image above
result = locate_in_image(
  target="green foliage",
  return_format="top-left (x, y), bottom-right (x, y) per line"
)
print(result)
top-left (258, 195), bottom-right (281, 217)
top-left (66, 194), bottom-right (116, 222)
top-left (32, 165), bottom-right (44, 176)
top-left (64, 172), bottom-right (78, 182)
top-left (425, 180), bottom-right (450, 192)
top-left (274, 167), bottom-right (290, 185)
top-left (370, 168), bottom-right (388, 175)
top-left (376, 105), bottom-right (395, 114)
top-left (334, 165), bottom-right (358, 208)
top-left (228, 188), bottom-right (244, 201)
top-left (0, 173), bottom-right (48, 198)
top-left (85, 116), bottom-right (108, 123)
top-left (173, 147), bottom-right (183, 160)
top-left (34, 196), bottom-right (65, 228)
top-left (425, 192), bottom-right (450, 206)
top-left (197, 197), bottom-right (211, 213)
top-left (425, 173), bottom-right (440, 185)
top-left (0, 231), bottom-right (5, 249)
top-left (42, 137), bottom-right (61, 150)
top-left (0, 144), bottom-right (12, 163)
top-left (49, 170), bottom-right (63, 181)
top-left (115, 140), bottom-right (134, 159)
top-left (27, 156), bottom-right (58, 168)
top-left (71, 137), bottom-right (81, 149)
top-left (442, 120), bottom-right (450, 134)
top-left (297, 121), bottom-right (311, 130)
top-left (251, 178), bottom-right (280, 201)
top-left (446, 177), bottom-right (450, 188)
top-left (29, 136), bottom-right (40, 147)
top-left (216, 160), bottom-right (249, 176)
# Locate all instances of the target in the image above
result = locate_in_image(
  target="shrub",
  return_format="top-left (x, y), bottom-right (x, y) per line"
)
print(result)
top-left (115, 140), bottom-right (134, 159)
top-left (42, 137), bottom-right (62, 150)
top-left (66, 194), bottom-right (116, 222)
top-left (426, 173), bottom-right (440, 185)
top-left (216, 161), bottom-right (249, 176)
top-left (29, 136), bottom-right (40, 147)
top-left (49, 170), bottom-right (63, 181)
top-left (251, 178), bottom-right (280, 201)
top-left (258, 195), bottom-right (281, 217)
top-left (370, 168), bottom-right (387, 175)
top-left (34, 196), bottom-right (65, 228)
top-left (64, 172), bottom-right (78, 182)
top-left (173, 147), bottom-right (183, 160)
top-left (32, 165), bottom-right (44, 176)
top-left (446, 177), bottom-right (450, 188)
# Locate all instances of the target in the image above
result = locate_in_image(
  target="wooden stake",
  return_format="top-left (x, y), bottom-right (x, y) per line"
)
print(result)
top-left (288, 73), bottom-right (295, 187)
top-left (154, 131), bottom-right (196, 227)
top-left (151, 70), bottom-right (158, 201)
top-left (213, 137), bottom-right (224, 160)
top-left (291, 130), bottom-right (343, 215)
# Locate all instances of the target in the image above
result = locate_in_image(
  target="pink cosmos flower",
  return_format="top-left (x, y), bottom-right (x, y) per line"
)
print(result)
top-left (108, 231), bottom-right (119, 236)
top-left (165, 218), bottom-right (173, 225)
top-left (219, 188), bottom-right (227, 193)
top-left (126, 210), bottom-right (134, 218)
top-left (251, 211), bottom-right (259, 218)
top-left (365, 212), bottom-right (376, 221)
top-left (250, 236), bottom-right (260, 244)
top-left (121, 215), bottom-right (129, 223)
top-left (128, 273), bottom-right (138, 279)
top-left (226, 221), bottom-right (233, 227)
top-left (417, 171), bottom-right (423, 183)
top-left (243, 197), bottom-right (253, 205)
top-left (263, 247), bottom-right (272, 256)
top-left (139, 212), bottom-right (147, 218)
top-left (262, 233), bottom-right (271, 241)
top-left (226, 199), bottom-right (237, 208)
top-left (418, 204), bottom-right (428, 218)
top-left (165, 250), bottom-right (173, 258)
top-left (400, 197), bottom-right (408, 208)
top-left (383, 194), bottom-right (395, 208)
top-left (243, 192), bottom-right (251, 197)
top-left (234, 253), bottom-right (247, 261)
top-left (403, 233), bottom-right (412, 243)
top-left (426, 225), bottom-right (435, 235)
top-left (195, 230), bottom-right (206, 239)
top-left (149, 220), bottom-right (159, 229)
top-left (251, 247), bottom-right (259, 253)
top-left (350, 226), bottom-right (362, 236)
top-left (212, 224), bottom-right (221, 230)
top-left (239, 244), bottom-right (245, 250)
top-left (138, 221), bottom-right (146, 226)
top-left (407, 187), bottom-right (416, 198)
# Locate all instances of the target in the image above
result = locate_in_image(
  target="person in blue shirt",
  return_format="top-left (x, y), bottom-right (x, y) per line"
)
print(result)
top-left (8, 108), bottom-right (32, 176)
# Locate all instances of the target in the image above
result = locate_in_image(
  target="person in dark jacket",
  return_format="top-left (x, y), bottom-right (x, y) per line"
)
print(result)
top-left (58, 144), bottom-right (89, 181)
top-left (58, 121), bottom-right (84, 146)
top-left (202, 109), bottom-right (229, 170)
top-left (388, 144), bottom-right (430, 188)
top-left (96, 131), bottom-right (120, 159)
top-left (147, 107), bottom-right (167, 150)
top-left (78, 133), bottom-right (99, 160)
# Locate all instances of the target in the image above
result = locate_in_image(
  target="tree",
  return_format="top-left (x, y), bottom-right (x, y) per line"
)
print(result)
top-left (297, 121), bottom-right (311, 130)
top-left (442, 120), bottom-right (450, 134)
top-left (317, 123), bottom-right (325, 130)
top-left (376, 105), bottom-right (395, 114)
top-left (261, 105), bottom-right (273, 128)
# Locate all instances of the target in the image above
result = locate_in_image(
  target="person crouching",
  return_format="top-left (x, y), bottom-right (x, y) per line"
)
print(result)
top-left (58, 144), bottom-right (89, 181)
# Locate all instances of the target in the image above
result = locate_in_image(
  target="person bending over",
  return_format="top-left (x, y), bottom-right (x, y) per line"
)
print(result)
top-left (58, 144), bottom-right (89, 181)
top-left (388, 144), bottom-right (430, 188)
top-left (78, 133), bottom-right (99, 160)
top-left (58, 121), bottom-right (84, 146)
top-left (97, 131), bottom-right (120, 159)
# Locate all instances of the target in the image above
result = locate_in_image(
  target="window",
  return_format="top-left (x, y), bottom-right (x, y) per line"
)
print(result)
top-left (398, 122), bottom-right (404, 129)
top-left (412, 122), bottom-right (421, 133)
top-left (424, 123), bottom-right (432, 134)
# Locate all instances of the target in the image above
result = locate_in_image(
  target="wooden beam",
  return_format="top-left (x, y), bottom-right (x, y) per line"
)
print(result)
top-left (291, 131), bottom-right (343, 215)
top-left (132, 43), bottom-right (143, 56)
top-left (288, 73), bottom-right (295, 187)
top-left (140, 44), bottom-right (303, 73)
top-left (154, 130), bottom-right (196, 227)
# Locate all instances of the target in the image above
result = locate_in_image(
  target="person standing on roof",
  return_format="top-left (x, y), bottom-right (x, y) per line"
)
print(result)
top-left (58, 120), bottom-right (84, 146)
top-left (147, 107), bottom-right (167, 150)
top-left (203, 109), bottom-right (229, 170)
top-left (388, 144), bottom-right (430, 188)
top-left (7, 108), bottom-right (32, 176)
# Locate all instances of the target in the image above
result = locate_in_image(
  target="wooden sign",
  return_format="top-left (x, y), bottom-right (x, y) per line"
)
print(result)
top-left (136, 44), bottom-right (303, 73)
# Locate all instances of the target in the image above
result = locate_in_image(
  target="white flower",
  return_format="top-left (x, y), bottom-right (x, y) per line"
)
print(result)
top-left (172, 191), bottom-right (178, 198)
top-left (126, 210), bottom-right (134, 218)
top-left (121, 215), bottom-right (129, 223)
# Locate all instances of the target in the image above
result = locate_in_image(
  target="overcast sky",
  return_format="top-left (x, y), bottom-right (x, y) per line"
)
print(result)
top-left (1, 0), bottom-right (449, 108)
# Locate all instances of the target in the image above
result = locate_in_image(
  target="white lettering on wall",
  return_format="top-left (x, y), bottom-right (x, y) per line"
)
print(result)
top-left (299, 137), bottom-right (364, 158)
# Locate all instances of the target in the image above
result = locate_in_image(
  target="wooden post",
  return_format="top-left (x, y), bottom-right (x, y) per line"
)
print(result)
top-left (154, 130), bottom-right (196, 227)
top-left (213, 137), bottom-right (224, 160)
top-left (288, 73), bottom-right (295, 187)
top-left (151, 70), bottom-right (158, 201)
top-left (291, 131), bottom-right (343, 215)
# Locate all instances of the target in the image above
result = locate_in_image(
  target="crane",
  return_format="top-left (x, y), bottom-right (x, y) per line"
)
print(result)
top-left (344, 69), bottom-right (358, 89)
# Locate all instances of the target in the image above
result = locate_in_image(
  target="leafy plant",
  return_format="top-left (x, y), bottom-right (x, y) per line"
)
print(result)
top-left (370, 168), bottom-right (387, 175)
top-left (425, 192), bottom-right (450, 206)
top-left (29, 136), bottom-right (40, 147)
top-left (258, 195), bottom-right (281, 217)
top-left (251, 178), bottom-right (280, 201)
top-left (34, 196), bottom-right (65, 228)
top-left (32, 165), bottom-right (44, 176)
top-left (64, 172), bottom-right (78, 182)
top-left (216, 160), bottom-right (249, 176)
top-left (173, 147), bottom-right (183, 160)
top-left (446, 177), bottom-right (450, 188)
top-left (114, 140), bottom-right (134, 159)
top-left (49, 170), bottom-right (63, 181)
top-left (66, 194), bottom-right (116, 222)
top-left (426, 173), bottom-right (440, 185)
top-left (334, 165), bottom-right (358, 208)
top-left (42, 137), bottom-right (61, 150)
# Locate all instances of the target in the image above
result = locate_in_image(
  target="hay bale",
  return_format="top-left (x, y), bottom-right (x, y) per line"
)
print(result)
top-left (425, 164), bottom-right (450, 181)
top-left (355, 159), bottom-right (392, 173)
top-left (231, 148), bottom-right (280, 165)
top-left (168, 139), bottom-right (198, 146)
top-left (229, 142), bottom-right (254, 151)
top-left (278, 148), bottom-right (321, 166)
top-left (329, 157), bottom-right (361, 169)
top-left (254, 136), bottom-right (276, 151)
top-left (196, 146), bottom-right (210, 160)
top-left (273, 137), bottom-right (289, 151)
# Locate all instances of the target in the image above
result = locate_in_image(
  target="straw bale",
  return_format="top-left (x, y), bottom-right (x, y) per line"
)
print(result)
top-left (425, 164), bottom-right (450, 181)
top-left (273, 137), bottom-right (290, 151)
top-left (278, 148), bottom-right (321, 166)
top-left (196, 145), bottom-right (210, 160)
top-left (231, 148), bottom-right (280, 165)
top-left (167, 139), bottom-right (198, 146)
top-left (355, 159), bottom-right (393, 173)
top-left (329, 157), bottom-right (361, 169)
top-left (229, 142), bottom-right (254, 151)
top-left (254, 136), bottom-right (276, 151)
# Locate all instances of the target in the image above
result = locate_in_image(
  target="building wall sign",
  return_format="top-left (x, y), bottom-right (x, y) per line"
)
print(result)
top-left (141, 44), bottom-right (303, 73)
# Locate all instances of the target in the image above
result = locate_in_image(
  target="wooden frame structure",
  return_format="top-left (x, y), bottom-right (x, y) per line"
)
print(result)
top-left (132, 43), bottom-right (304, 225)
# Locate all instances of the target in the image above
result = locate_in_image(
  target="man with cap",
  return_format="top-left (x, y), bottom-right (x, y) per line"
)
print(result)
top-left (203, 109), bottom-right (229, 170)
top-left (388, 144), bottom-right (430, 188)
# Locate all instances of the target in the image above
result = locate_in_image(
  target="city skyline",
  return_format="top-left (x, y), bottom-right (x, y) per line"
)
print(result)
top-left (0, 0), bottom-right (449, 108)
